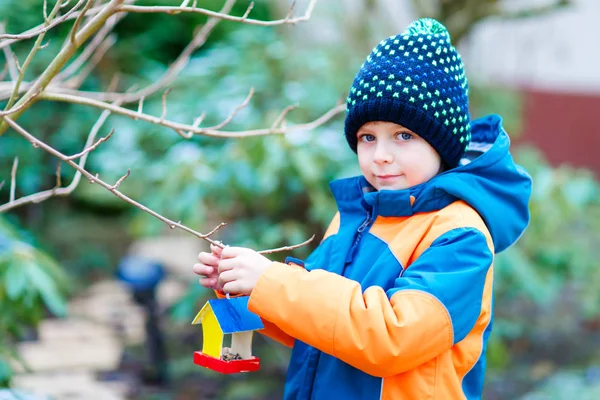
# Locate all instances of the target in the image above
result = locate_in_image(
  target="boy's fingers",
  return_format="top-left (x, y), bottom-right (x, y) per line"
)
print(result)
top-left (222, 281), bottom-right (241, 295)
top-left (210, 244), bottom-right (223, 258)
top-left (220, 246), bottom-right (250, 259)
top-left (199, 276), bottom-right (217, 288)
top-left (192, 263), bottom-right (213, 276)
top-left (198, 252), bottom-right (219, 266)
top-left (218, 269), bottom-right (237, 287)
top-left (217, 258), bottom-right (235, 274)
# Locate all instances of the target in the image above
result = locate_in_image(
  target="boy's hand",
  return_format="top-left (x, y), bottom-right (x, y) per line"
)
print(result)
top-left (218, 247), bottom-right (272, 295)
top-left (193, 244), bottom-right (224, 291)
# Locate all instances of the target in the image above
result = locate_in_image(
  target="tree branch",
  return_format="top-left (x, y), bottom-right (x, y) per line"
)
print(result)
top-left (118, 0), bottom-right (318, 27)
top-left (0, 0), bottom-right (98, 47)
top-left (3, 0), bottom-right (63, 111)
top-left (0, 103), bottom-right (114, 212)
top-left (10, 157), bottom-right (18, 202)
top-left (55, 9), bottom-right (124, 83)
top-left (258, 234), bottom-right (315, 255)
top-left (39, 90), bottom-right (345, 138)
top-left (2, 115), bottom-right (232, 247)
top-left (0, 0), bottom-right (125, 136)
top-left (0, 24), bottom-right (20, 82)
top-left (209, 86), bottom-right (254, 130)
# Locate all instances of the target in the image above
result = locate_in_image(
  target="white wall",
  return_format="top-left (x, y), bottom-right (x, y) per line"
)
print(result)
top-left (464, 0), bottom-right (600, 94)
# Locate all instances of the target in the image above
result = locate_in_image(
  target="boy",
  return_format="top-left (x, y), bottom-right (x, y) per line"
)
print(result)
top-left (193, 18), bottom-right (531, 400)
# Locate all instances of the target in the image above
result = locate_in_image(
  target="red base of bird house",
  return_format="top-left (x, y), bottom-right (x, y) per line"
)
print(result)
top-left (194, 352), bottom-right (260, 374)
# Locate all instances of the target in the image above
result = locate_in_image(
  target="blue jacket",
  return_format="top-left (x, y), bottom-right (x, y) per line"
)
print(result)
top-left (247, 114), bottom-right (532, 399)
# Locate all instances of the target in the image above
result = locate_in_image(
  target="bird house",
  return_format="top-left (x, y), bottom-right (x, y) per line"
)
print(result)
top-left (191, 296), bottom-right (264, 374)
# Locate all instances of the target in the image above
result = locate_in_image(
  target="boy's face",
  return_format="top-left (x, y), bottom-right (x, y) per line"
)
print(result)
top-left (357, 121), bottom-right (442, 191)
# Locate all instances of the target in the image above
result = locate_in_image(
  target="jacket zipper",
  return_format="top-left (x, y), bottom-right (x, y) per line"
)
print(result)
top-left (344, 211), bottom-right (372, 266)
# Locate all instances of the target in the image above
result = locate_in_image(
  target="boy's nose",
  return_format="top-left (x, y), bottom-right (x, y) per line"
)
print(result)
top-left (374, 144), bottom-right (393, 164)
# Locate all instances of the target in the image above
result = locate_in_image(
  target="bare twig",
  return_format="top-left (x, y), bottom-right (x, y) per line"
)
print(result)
top-left (55, 161), bottom-right (62, 188)
top-left (40, 91), bottom-right (345, 138)
top-left (110, 169), bottom-right (130, 190)
top-left (56, 10), bottom-right (125, 82)
top-left (64, 128), bottom-right (114, 160)
top-left (118, 0), bottom-right (318, 27)
top-left (241, 2), bottom-right (254, 19)
top-left (0, 64), bottom-right (8, 81)
top-left (1, 116), bottom-right (225, 246)
top-left (70, 0), bottom-right (237, 104)
top-left (0, 0), bottom-right (89, 45)
top-left (136, 96), bottom-right (144, 119)
top-left (204, 222), bottom-right (227, 238)
top-left (271, 104), bottom-right (298, 129)
top-left (4, 0), bottom-right (62, 111)
top-left (284, 1), bottom-right (297, 21)
top-left (0, 181), bottom-right (4, 192)
top-left (0, 24), bottom-right (19, 82)
top-left (258, 234), bottom-right (315, 255)
top-left (209, 87), bottom-right (254, 130)
top-left (63, 35), bottom-right (117, 88)
top-left (0, 90), bottom-right (42, 116)
top-left (69, 0), bottom-right (95, 46)
top-left (160, 88), bottom-right (172, 121)
top-left (0, 103), bottom-right (114, 212)
top-left (0, 0), bottom-right (126, 136)
top-left (10, 157), bottom-right (18, 202)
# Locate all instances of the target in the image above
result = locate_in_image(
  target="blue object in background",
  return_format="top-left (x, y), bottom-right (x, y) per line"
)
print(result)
top-left (116, 255), bottom-right (165, 291)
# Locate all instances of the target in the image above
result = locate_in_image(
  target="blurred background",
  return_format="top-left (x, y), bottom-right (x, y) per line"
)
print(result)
top-left (1, 0), bottom-right (599, 399)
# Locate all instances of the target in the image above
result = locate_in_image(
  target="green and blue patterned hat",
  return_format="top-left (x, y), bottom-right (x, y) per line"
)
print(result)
top-left (344, 18), bottom-right (471, 168)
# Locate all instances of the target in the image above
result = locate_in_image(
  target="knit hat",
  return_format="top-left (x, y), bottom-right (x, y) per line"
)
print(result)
top-left (344, 18), bottom-right (471, 168)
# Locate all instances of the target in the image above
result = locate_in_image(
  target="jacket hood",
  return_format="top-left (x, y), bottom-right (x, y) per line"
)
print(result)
top-left (331, 114), bottom-right (532, 253)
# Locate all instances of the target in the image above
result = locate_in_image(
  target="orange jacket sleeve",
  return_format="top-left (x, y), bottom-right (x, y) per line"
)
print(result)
top-left (247, 227), bottom-right (493, 377)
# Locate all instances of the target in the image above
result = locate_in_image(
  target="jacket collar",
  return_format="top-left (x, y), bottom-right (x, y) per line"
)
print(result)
top-left (329, 175), bottom-right (458, 218)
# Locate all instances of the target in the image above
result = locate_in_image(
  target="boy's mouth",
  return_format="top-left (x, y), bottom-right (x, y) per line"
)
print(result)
top-left (376, 174), bottom-right (403, 180)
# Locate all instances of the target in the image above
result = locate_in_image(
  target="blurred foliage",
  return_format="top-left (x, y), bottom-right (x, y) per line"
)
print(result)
top-left (0, 216), bottom-right (69, 385)
top-left (0, 0), bottom-right (598, 398)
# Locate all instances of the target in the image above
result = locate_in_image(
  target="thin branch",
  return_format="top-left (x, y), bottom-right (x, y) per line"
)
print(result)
top-left (43, 0), bottom-right (50, 23)
top-left (204, 222), bottom-right (227, 238)
top-left (208, 87), bottom-right (254, 130)
top-left (56, 10), bottom-right (124, 82)
top-left (1, 116), bottom-right (225, 247)
top-left (0, 90), bottom-right (42, 116)
top-left (0, 0), bottom-right (89, 45)
top-left (160, 88), bottom-right (172, 121)
top-left (40, 91), bottom-right (345, 138)
top-left (0, 64), bottom-right (8, 81)
top-left (0, 24), bottom-right (19, 82)
top-left (241, 2), bottom-right (254, 19)
top-left (0, 181), bottom-right (4, 191)
top-left (284, 1), bottom-right (297, 21)
top-left (55, 161), bottom-right (62, 188)
top-left (110, 169), bottom-right (130, 190)
top-left (0, 0), bottom-right (126, 136)
top-left (10, 157), bottom-right (18, 202)
top-left (74, 0), bottom-right (237, 104)
top-left (4, 0), bottom-right (62, 111)
top-left (136, 96), bottom-right (144, 119)
top-left (271, 104), bottom-right (298, 129)
top-left (118, 0), bottom-right (318, 27)
top-left (64, 127), bottom-right (114, 160)
top-left (69, 0), bottom-right (95, 46)
top-left (258, 234), bottom-right (315, 255)
top-left (0, 102), bottom-right (114, 212)
top-left (63, 35), bottom-right (117, 88)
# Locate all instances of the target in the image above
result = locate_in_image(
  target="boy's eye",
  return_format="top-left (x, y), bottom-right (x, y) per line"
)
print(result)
top-left (397, 132), bottom-right (413, 140)
top-left (359, 134), bottom-right (376, 142)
